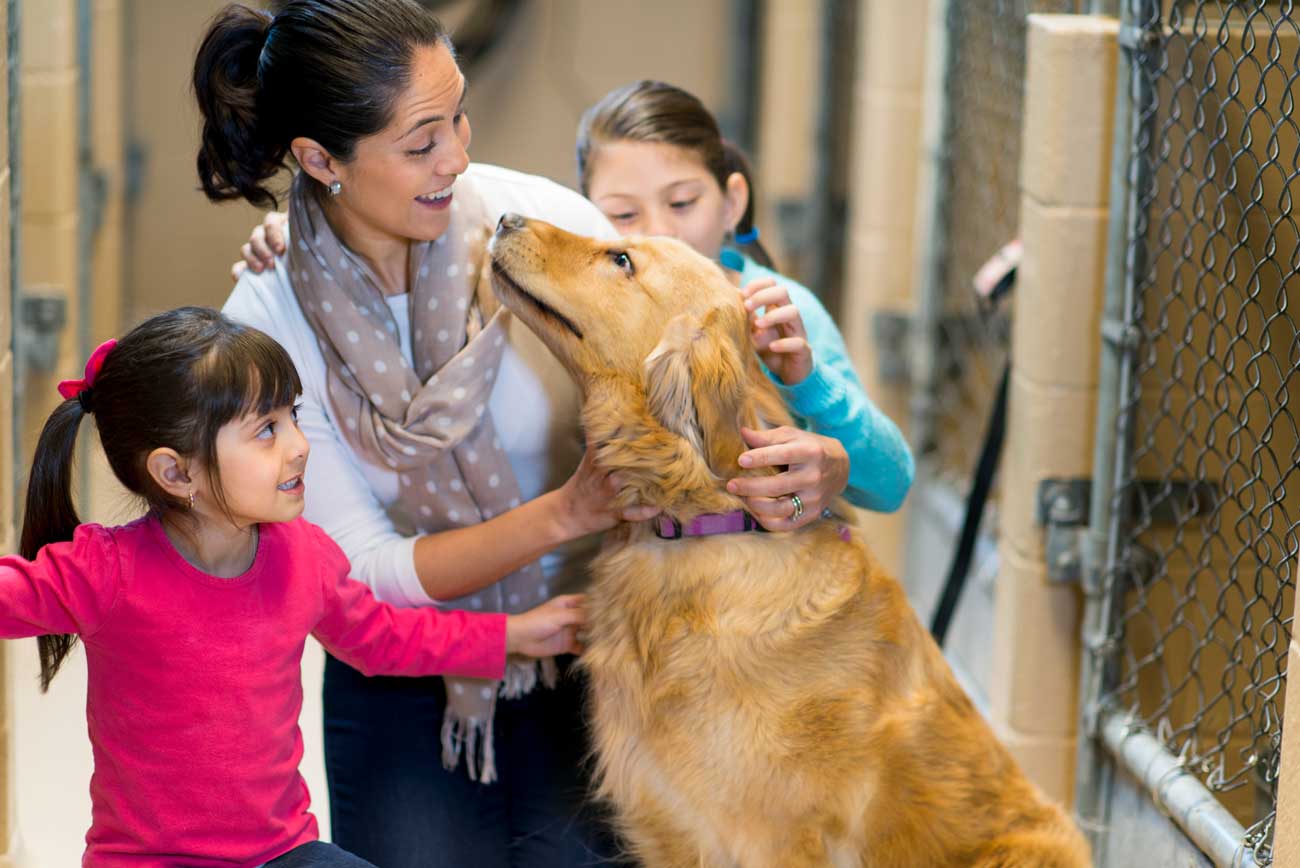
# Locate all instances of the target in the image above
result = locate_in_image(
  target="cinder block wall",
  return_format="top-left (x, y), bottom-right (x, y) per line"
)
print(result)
top-left (1276, 580), bottom-right (1300, 866)
top-left (992, 14), bottom-right (1117, 805)
top-left (0, 0), bottom-right (12, 858)
top-left (753, 0), bottom-right (818, 274)
top-left (841, 0), bottom-right (931, 576)
top-left (19, 0), bottom-right (80, 460)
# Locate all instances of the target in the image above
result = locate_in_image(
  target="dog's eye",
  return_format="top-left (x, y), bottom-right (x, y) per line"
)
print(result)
top-left (610, 251), bottom-right (634, 275)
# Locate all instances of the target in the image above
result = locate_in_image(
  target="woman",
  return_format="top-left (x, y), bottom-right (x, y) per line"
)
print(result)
top-left (203, 2), bottom-right (908, 865)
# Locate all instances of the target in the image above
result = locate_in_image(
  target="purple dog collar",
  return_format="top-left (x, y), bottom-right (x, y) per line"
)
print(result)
top-left (654, 511), bottom-right (766, 539)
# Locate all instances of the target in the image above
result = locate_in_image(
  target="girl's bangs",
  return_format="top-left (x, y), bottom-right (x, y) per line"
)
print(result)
top-left (198, 327), bottom-right (304, 425)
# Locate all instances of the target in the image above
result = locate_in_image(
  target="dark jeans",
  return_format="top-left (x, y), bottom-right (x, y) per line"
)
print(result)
top-left (322, 653), bottom-right (627, 868)
top-left (265, 841), bottom-right (377, 867)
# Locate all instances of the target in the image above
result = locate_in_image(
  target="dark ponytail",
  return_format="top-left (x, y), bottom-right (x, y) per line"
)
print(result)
top-left (193, 5), bottom-right (283, 209)
top-left (20, 401), bottom-right (89, 690)
top-left (193, 1), bottom-right (450, 209)
top-left (19, 307), bottom-right (303, 691)
top-left (576, 79), bottom-right (777, 271)
top-left (719, 140), bottom-right (775, 270)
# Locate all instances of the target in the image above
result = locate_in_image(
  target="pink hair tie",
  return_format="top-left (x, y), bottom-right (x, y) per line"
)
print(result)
top-left (57, 338), bottom-right (118, 410)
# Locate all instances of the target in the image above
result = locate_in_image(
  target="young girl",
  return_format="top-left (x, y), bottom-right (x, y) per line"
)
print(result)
top-left (233, 81), bottom-right (913, 525)
top-left (3, 306), bottom-right (585, 867)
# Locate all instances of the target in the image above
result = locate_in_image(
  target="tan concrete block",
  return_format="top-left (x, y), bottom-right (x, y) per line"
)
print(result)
top-left (1274, 638), bottom-right (1300, 868)
top-left (0, 353), bottom-right (12, 546)
top-left (0, 11), bottom-right (8, 172)
top-left (1020, 15), bottom-right (1119, 207)
top-left (0, 172), bottom-right (9, 354)
top-left (1013, 195), bottom-right (1108, 390)
top-left (999, 372), bottom-right (1096, 563)
top-left (758, 1), bottom-right (817, 200)
top-left (22, 212), bottom-right (77, 293)
top-left (860, 0), bottom-right (930, 97)
top-left (21, 0), bottom-right (76, 72)
top-left (92, 2), bottom-right (124, 161)
top-left (994, 724), bottom-right (1078, 807)
top-left (854, 98), bottom-right (925, 235)
top-left (21, 68), bottom-right (79, 216)
top-left (990, 546), bottom-right (1084, 737)
top-left (846, 230), bottom-right (917, 313)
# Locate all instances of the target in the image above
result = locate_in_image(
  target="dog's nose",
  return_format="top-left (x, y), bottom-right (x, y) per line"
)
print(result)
top-left (496, 213), bottom-right (526, 236)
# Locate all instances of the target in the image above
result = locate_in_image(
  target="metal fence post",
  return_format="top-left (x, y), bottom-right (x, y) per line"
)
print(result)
top-left (1073, 0), bottom-right (1146, 845)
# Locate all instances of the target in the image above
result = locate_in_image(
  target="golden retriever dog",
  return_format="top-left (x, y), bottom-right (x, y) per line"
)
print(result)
top-left (488, 213), bottom-right (1091, 868)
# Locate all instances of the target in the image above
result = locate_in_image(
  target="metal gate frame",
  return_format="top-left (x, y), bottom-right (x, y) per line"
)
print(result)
top-left (1076, 2), bottom-right (1298, 865)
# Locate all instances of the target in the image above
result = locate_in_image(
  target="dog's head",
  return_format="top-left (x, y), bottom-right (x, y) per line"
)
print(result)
top-left (489, 214), bottom-right (788, 512)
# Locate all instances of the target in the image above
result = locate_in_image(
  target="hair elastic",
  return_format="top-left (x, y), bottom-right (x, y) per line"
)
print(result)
top-left (57, 338), bottom-right (117, 413)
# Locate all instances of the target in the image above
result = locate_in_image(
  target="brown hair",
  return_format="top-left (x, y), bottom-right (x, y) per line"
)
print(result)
top-left (192, 0), bottom-right (451, 209)
top-left (21, 307), bottom-right (302, 690)
top-left (576, 80), bottom-right (775, 269)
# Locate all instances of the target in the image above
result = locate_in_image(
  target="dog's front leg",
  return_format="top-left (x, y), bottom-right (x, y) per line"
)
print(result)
top-left (615, 796), bottom-right (729, 868)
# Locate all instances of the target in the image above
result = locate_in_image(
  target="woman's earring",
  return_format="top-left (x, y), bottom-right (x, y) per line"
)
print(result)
top-left (188, 490), bottom-right (196, 510)
top-left (328, 179), bottom-right (343, 197)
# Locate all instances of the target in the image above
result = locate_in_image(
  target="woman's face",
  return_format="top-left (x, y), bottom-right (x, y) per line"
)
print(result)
top-left (585, 140), bottom-right (746, 260)
top-left (321, 42), bottom-right (472, 245)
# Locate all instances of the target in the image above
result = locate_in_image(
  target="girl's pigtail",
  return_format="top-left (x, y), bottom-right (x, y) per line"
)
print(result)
top-left (721, 139), bottom-right (777, 271)
top-left (19, 400), bottom-right (89, 691)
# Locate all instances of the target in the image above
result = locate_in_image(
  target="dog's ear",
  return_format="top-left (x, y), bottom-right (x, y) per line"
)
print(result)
top-left (643, 306), bottom-right (748, 476)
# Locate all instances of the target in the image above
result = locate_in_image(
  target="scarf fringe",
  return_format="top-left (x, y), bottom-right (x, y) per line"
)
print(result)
top-left (440, 713), bottom-right (498, 784)
top-left (499, 656), bottom-right (558, 699)
top-left (439, 659), bottom-right (556, 785)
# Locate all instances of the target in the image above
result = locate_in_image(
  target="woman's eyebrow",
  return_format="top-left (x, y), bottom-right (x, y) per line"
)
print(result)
top-left (397, 79), bottom-right (468, 140)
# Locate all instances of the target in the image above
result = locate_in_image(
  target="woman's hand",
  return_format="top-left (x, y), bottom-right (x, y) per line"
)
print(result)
top-left (506, 594), bottom-right (586, 658)
top-left (741, 278), bottom-right (813, 386)
top-left (230, 210), bottom-right (289, 281)
top-left (553, 442), bottom-right (660, 539)
top-left (726, 426), bottom-right (848, 531)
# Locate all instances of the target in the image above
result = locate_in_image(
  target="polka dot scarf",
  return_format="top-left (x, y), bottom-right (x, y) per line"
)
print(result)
top-left (286, 173), bottom-right (554, 783)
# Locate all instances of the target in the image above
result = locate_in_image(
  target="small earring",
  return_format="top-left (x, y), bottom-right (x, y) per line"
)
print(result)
top-left (188, 490), bottom-right (196, 510)
top-left (328, 179), bottom-right (342, 197)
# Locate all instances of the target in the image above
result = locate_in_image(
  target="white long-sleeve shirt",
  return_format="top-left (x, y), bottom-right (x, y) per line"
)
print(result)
top-left (224, 164), bottom-right (616, 607)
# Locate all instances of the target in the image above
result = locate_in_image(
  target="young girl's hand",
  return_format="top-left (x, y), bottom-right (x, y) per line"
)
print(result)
top-left (741, 278), bottom-right (813, 385)
top-left (505, 594), bottom-right (587, 658)
top-left (726, 426), bottom-right (849, 531)
top-left (230, 210), bottom-right (289, 281)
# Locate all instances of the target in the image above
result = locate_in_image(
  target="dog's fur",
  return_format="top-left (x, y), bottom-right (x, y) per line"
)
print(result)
top-left (489, 216), bottom-right (1091, 868)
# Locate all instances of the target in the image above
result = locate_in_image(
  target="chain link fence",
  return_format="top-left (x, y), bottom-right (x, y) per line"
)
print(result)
top-left (918, 0), bottom-right (1080, 487)
top-left (1088, 2), bottom-right (1300, 863)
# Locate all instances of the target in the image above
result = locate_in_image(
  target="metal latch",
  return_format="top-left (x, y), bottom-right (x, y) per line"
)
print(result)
top-left (1038, 479), bottom-right (1090, 584)
top-left (18, 292), bottom-right (68, 372)
top-left (1037, 477), bottom-right (1219, 584)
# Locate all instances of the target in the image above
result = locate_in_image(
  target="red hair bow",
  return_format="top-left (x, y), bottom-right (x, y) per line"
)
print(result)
top-left (57, 338), bottom-right (118, 400)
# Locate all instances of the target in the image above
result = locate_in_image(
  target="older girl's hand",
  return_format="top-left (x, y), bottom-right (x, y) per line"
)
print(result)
top-left (554, 442), bottom-right (660, 539)
top-left (740, 278), bottom-right (813, 386)
top-left (230, 210), bottom-right (289, 281)
top-left (725, 426), bottom-right (848, 531)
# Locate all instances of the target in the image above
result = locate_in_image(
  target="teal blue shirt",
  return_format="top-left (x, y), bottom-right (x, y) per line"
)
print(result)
top-left (722, 249), bottom-right (914, 513)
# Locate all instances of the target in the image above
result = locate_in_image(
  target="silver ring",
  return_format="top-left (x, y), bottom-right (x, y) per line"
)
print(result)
top-left (790, 494), bottom-right (804, 521)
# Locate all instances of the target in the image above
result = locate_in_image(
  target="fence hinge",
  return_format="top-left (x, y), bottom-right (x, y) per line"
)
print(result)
top-left (17, 291), bottom-right (68, 372)
top-left (1038, 477), bottom-right (1219, 585)
top-left (1038, 479), bottom-right (1090, 584)
top-left (1100, 316), bottom-right (1141, 351)
top-left (1117, 22), bottom-right (1161, 53)
top-left (872, 311), bottom-right (911, 384)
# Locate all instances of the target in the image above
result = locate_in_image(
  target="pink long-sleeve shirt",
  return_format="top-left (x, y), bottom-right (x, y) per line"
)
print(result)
top-left (0, 514), bottom-right (507, 867)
